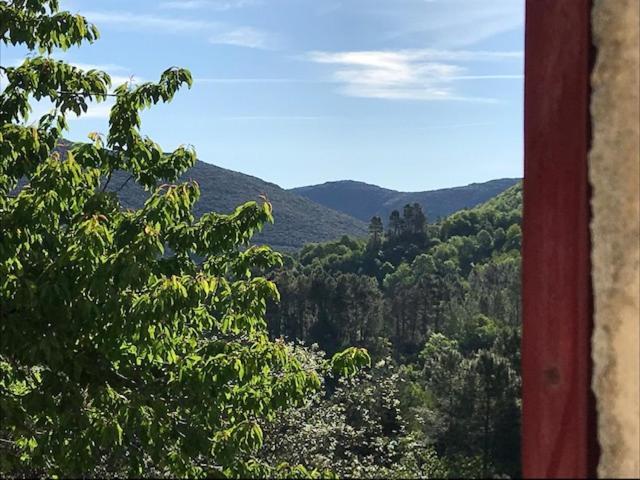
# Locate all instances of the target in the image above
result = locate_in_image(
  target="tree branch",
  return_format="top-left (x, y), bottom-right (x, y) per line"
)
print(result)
top-left (116, 174), bottom-right (134, 193)
top-left (101, 169), bottom-right (114, 192)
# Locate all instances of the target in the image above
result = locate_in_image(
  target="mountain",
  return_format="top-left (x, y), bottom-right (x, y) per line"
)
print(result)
top-left (19, 141), bottom-right (517, 251)
top-left (106, 162), bottom-right (368, 251)
top-left (18, 141), bottom-right (367, 251)
top-left (290, 178), bottom-right (521, 224)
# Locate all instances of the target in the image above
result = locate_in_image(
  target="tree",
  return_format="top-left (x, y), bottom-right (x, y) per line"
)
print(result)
top-left (412, 335), bottom-right (520, 479)
top-left (261, 346), bottom-right (448, 479)
top-left (476, 229), bottom-right (493, 257)
top-left (504, 224), bottom-right (522, 252)
top-left (388, 210), bottom-right (402, 237)
top-left (408, 203), bottom-right (427, 235)
top-left (0, 2), bottom-right (368, 477)
top-left (464, 350), bottom-right (520, 478)
top-left (367, 216), bottom-right (384, 250)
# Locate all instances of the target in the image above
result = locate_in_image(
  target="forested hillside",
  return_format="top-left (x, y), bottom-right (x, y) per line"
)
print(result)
top-left (291, 177), bottom-right (520, 223)
top-left (50, 141), bottom-right (518, 252)
top-left (114, 161), bottom-right (369, 251)
top-left (46, 141), bottom-right (368, 251)
top-left (264, 183), bottom-right (523, 478)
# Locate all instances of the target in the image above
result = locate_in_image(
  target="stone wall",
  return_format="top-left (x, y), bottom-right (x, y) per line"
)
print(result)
top-left (590, 0), bottom-right (640, 477)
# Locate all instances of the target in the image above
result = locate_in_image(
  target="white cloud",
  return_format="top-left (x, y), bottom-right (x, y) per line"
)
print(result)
top-left (82, 10), bottom-right (217, 32)
top-left (26, 99), bottom-right (115, 122)
top-left (378, 0), bottom-right (524, 48)
top-left (83, 10), bottom-right (275, 49)
top-left (215, 115), bottom-right (329, 120)
top-left (447, 74), bottom-right (523, 80)
top-left (209, 27), bottom-right (277, 49)
top-left (0, 59), bottom-right (140, 94)
top-left (3, 61), bottom-right (135, 121)
top-left (195, 77), bottom-right (306, 83)
top-left (68, 62), bottom-right (127, 72)
top-left (419, 122), bottom-right (495, 130)
top-left (306, 49), bottom-right (522, 102)
top-left (159, 0), bottom-right (258, 10)
top-left (69, 102), bottom-right (114, 121)
top-left (308, 49), bottom-right (522, 65)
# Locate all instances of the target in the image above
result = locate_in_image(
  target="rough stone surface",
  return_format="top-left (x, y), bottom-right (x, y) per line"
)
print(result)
top-left (590, 0), bottom-right (640, 477)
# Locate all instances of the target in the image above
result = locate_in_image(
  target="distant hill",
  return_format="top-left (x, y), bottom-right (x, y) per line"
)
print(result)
top-left (18, 141), bottom-right (517, 250)
top-left (106, 162), bottom-right (368, 251)
top-left (18, 141), bottom-right (367, 251)
top-left (290, 178), bottom-right (521, 224)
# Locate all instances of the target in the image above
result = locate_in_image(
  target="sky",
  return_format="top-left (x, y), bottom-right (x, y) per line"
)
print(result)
top-left (1, 0), bottom-right (525, 191)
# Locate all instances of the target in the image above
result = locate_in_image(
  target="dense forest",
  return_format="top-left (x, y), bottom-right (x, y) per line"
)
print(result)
top-left (264, 184), bottom-right (523, 478)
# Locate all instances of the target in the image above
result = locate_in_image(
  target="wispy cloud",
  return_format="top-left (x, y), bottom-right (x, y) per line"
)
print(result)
top-left (159, 0), bottom-right (259, 10)
top-left (214, 115), bottom-right (330, 121)
top-left (0, 59), bottom-right (140, 94)
top-left (69, 62), bottom-right (143, 88)
top-left (68, 62), bottom-right (127, 72)
top-left (419, 122), bottom-right (495, 130)
top-left (308, 49), bottom-right (522, 65)
top-left (3, 61), bottom-right (135, 120)
top-left (378, 0), bottom-right (524, 48)
top-left (82, 10), bottom-right (274, 49)
top-left (194, 77), bottom-right (310, 84)
top-left (209, 27), bottom-right (277, 50)
top-left (306, 49), bottom-right (522, 102)
top-left (25, 99), bottom-right (115, 122)
top-left (70, 102), bottom-right (115, 121)
top-left (82, 10), bottom-right (217, 33)
top-left (447, 75), bottom-right (523, 80)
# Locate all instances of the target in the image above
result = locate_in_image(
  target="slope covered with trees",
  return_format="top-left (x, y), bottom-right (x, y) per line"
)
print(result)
top-left (45, 141), bottom-right (368, 252)
top-left (265, 183), bottom-right (523, 477)
top-left (115, 161), bottom-right (370, 252)
top-left (290, 177), bottom-right (520, 224)
top-left (47, 142), bottom-right (519, 253)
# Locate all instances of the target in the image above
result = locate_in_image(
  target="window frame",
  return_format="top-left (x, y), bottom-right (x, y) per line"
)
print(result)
top-left (521, 0), bottom-right (598, 477)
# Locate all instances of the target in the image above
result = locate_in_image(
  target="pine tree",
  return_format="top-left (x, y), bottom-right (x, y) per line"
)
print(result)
top-left (388, 210), bottom-right (402, 237)
top-left (367, 215), bottom-right (384, 249)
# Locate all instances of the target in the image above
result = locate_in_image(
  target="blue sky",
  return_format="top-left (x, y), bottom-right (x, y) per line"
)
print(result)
top-left (2, 0), bottom-right (525, 191)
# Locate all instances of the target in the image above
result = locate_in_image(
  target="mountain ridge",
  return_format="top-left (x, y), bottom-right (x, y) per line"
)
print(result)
top-left (22, 141), bottom-right (368, 251)
top-left (107, 160), bottom-right (370, 251)
top-left (290, 177), bottom-right (521, 224)
top-left (24, 141), bottom-right (519, 250)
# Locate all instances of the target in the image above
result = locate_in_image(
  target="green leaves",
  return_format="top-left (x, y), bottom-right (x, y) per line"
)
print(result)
top-left (1, 57), bottom-right (110, 124)
top-left (1, 1), bottom-right (99, 53)
top-left (107, 68), bottom-right (193, 159)
top-left (0, 2), bottom-right (328, 478)
top-left (330, 347), bottom-right (371, 377)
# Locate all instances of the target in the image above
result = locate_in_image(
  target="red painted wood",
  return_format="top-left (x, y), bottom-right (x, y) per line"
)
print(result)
top-left (522, 0), bottom-right (598, 478)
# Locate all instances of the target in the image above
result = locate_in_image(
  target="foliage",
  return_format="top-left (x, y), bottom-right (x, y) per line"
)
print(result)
top-left (260, 340), bottom-right (519, 479)
top-left (266, 184), bottom-right (523, 477)
top-left (261, 345), bottom-right (449, 479)
top-left (0, 2), bottom-right (364, 477)
top-left (268, 185), bottom-right (521, 359)
top-left (55, 153), bottom-right (370, 253)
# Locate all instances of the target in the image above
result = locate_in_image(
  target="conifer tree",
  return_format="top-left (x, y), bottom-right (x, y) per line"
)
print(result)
top-left (367, 215), bottom-right (384, 249)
